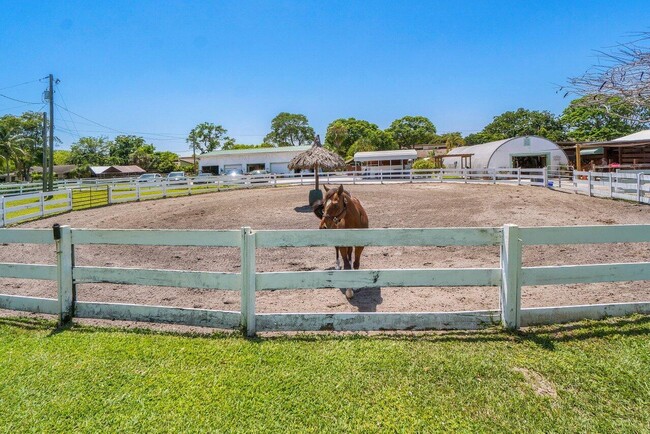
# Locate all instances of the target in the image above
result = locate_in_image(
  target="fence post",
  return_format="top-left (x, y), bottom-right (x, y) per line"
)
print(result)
top-left (637, 173), bottom-right (642, 203)
top-left (0, 196), bottom-right (4, 227)
top-left (136, 183), bottom-right (141, 201)
top-left (300, 172), bottom-right (304, 186)
top-left (54, 224), bottom-right (75, 325)
top-left (588, 172), bottom-right (592, 197)
top-left (240, 227), bottom-right (256, 336)
top-left (492, 169), bottom-right (497, 184)
top-left (543, 167), bottom-right (548, 188)
top-left (39, 192), bottom-right (45, 218)
top-left (500, 224), bottom-right (521, 330)
top-left (380, 171), bottom-right (384, 185)
top-left (273, 174), bottom-right (277, 187)
top-left (108, 186), bottom-right (113, 204)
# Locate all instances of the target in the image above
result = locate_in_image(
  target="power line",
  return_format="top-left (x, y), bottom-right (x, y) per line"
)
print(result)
top-left (0, 103), bottom-right (39, 113)
top-left (0, 78), bottom-right (41, 91)
top-left (54, 103), bottom-right (188, 139)
top-left (0, 93), bottom-right (41, 105)
top-left (54, 83), bottom-right (81, 140)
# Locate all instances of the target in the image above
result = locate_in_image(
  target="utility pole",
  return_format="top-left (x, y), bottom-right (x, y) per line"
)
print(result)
top-left (42, 112), bottom-right (47, 192)
top-left (47, 74), bottom-right (55, 192)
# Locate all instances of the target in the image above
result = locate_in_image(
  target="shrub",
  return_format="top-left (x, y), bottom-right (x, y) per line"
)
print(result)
top-left (412, 159), bottom-right (436, 170)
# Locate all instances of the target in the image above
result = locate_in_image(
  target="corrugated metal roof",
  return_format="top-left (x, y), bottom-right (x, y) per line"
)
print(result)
top-left (200, 145), bottom-right (312, 157)
top-left (112, 165), bottom-right (146, 173)
top-left (613, 130), bottom-right (650, 141)
top-left (444, 139), bottom-right (510, 168)
top-left (354, 149), bottom-right (418, 162)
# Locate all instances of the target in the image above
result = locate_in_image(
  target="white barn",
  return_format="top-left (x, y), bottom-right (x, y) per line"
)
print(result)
top-left (354, 149), bottom-right (418, 171)
top-left (443, 136), bottom-right (568, 170)
top-left (198, 146), bottom-right (312, 174)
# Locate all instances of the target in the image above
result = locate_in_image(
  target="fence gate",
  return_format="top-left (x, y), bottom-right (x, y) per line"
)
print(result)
top-left (72, 186), bottom-right (109, 210)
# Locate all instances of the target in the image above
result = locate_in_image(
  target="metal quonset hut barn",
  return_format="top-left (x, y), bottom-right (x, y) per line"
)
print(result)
top-left (443, 136), bottom-right (569, 170)
top-left (198, 146), bottom-right (312, 174)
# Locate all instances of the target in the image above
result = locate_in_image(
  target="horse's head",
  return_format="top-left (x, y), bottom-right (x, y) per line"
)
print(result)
top-left (318, 185), bottom-right (348, 229)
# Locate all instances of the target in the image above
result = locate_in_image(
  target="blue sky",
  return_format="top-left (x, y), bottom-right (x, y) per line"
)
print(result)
top-left (1, 0), bottom-right (648, 154)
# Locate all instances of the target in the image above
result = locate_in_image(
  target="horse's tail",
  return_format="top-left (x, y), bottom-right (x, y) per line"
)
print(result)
top-left (312, 200), bottom-right (324, 219)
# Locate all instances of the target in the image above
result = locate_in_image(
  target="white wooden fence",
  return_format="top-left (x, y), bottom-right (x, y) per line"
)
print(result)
top-left (0, 190), bottom-right (72, 227)
top-left (1, 167), bottom-right (649, 229)
top-left (571, 171), bottom-right (649, 204)
top-left (0, 168), bottom-right (548, 227)
top-left (0, 224), bottom-right (649, 335)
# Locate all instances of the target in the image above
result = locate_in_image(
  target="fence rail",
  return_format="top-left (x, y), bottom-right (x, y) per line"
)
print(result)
top-left (0, 224), bottom-right (649, 334)
top-left (0, 168), bottom-right (549, 228)
top-left (571, 171), bottom-right (649, 204)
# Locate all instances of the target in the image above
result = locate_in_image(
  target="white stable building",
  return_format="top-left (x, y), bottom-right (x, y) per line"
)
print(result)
top-left (198, 146), bottom-right (312, 174)
top-left (443, 136), bottom-right (569, 170)
top-left (353, 149), bottom-right (418, 172)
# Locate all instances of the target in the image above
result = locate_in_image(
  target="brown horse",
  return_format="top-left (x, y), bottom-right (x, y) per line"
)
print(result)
top-left (313, 185), bottom-right (369, 299)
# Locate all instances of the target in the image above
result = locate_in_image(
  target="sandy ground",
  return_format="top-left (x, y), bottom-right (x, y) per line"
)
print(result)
top-left (1, 183), bottom-right (649, 330)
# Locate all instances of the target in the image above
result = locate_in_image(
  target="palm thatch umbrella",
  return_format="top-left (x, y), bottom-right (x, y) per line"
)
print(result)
top-left (288, 135), bottom-right (345, 192)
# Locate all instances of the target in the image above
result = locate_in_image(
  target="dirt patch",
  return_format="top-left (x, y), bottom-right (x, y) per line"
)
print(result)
top-left (1, 183), bottom-right (649, 328)
top-left (513, 367), bottom-right (558, 398)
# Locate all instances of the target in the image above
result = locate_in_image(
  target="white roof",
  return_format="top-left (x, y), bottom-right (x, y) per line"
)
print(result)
top-left (90, 166), bottom-right (110, 175)
top-left (613, 130), bottom-right (650, 141)
top-left (445, 139), bottom-right (510, 168)
top-left (354, 149), bottom-right (418, 162)
top-left (443, 136), bottom-right (566, 169)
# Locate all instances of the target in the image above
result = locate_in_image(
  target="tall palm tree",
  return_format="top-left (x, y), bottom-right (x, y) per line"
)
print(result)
top-left (0, 124), bottom-right (29, 182)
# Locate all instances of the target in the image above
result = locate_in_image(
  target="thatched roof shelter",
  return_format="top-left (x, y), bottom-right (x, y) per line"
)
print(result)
top-left (288, 136), bottom-right (345, 190)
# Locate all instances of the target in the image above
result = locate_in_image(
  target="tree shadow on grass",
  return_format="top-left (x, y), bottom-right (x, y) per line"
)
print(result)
top-left (1, 313), bottom-right (650, 347)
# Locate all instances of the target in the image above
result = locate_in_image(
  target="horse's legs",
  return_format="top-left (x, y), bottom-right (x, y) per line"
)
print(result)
top-left (335, 247), bottom-right (341, 270)
top-left (353, 246), bottom-right (364, 270)
top-left (340, 247), bottom-right (352, 270)
top-left (339, 247), bottom-right (354, 300)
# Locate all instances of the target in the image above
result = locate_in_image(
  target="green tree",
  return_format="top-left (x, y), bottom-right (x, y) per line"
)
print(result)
top-left (0, 112), bottom-right (44, 180)
top-left (386, 116), bottom-right (437, 148)
top-left (264, 113), bottom-right (315, 147)
top-left (439, 132), bottom-right (465, 151)
top-left (467, 108), bottom-right (567, 144)
top-left (129, 144), bottom-right (156, 171)
top-left (187, 122), bottom-right (231, 154)
top-left (0, 119), bottom-right (29, 181)
top-left (153, 151), bottom-right (180, 173)
top-left (53, 150), bottom-right (71, 165)
top-left (345, 130), bottom-right (397, 159)
top-left (110, 135), bottom-right (148, 165)
top-left (560, 96), bottom-right (650, 141)
top-left (69, 136), bottom-right (111, 166)
top-left (325, 118), bottom-right (381, 157)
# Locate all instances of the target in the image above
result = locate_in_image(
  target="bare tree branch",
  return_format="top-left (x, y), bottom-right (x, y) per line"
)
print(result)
top-left (564, 31), bottom-right (650, 124)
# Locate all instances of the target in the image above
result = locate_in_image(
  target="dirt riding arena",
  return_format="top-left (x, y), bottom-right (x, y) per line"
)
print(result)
top-left (1, 183), bottom-right (649, 328)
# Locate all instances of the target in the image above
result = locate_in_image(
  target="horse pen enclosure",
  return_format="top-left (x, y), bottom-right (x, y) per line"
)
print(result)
top-left (0, 183), bottom-right (649, 333)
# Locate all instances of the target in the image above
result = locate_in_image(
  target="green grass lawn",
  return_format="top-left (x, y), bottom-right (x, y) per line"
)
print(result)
top-left (1, 316), bottom-right (649, 432)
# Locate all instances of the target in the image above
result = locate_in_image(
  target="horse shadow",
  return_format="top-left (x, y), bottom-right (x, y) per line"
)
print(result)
top-left (294, 205), bottom-right (313, 213)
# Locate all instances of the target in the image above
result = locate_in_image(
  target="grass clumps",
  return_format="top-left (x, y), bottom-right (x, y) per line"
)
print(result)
top-left (0, 315), bottom-right (649, 432)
